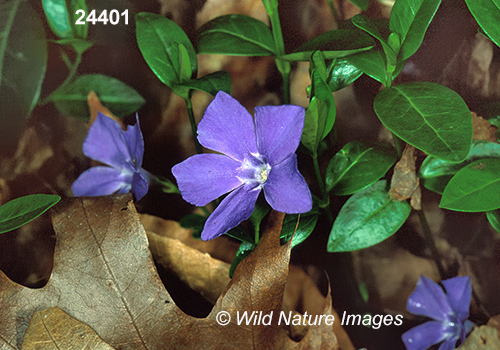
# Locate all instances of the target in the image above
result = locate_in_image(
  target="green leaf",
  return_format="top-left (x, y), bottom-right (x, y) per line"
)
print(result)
top-left (327, 181), bottom-right (411, 252)
top-left (280, 211), bottom-right (319, 248)
top-left (310, 51), bottom-right (327, 80)
top-left (325, 58), bottom-right (363, 91)
top-left (225, 225), bottom-right (255, 245)
top-left (174, 71), bottom-right (232, 97)
top-left (0, 0), bottom-right (48, 147)
top-left (0, 194), bottom-right (61, 234)
top-left (229, 241), bottom-right (255, 277)
top-left (280, 30), bottom-right (375, 61)
top-left (301, 96), bottom-right (327, 153)
top-left (196, 15), bottom-right (276, 56)
top-left (345, 49), bottom-right (387, 84)
top-left (47, 74), bottom-right (145, 119)
top-left (352, 15), bottom-right (396, 66)
top-left (179, 213), bottom-right (207, 238)
top-left (348, 0), bottom-right (369, 11)
top-left (42, 0), bottom-right (88, 40)
top-left (389, 0), bottom-right (442, 60)
top-left (54, 38), bottom-right (93, 55)
top-left (440, 158), bottom-right (500, 212)
top-left (419, 141), bottom-right (500, 194)
top-left (326, 142), bottom-right (397, 195)
top-left (486, 210), bottom-right (500, 234)
top-left (374, 82), bottom-right (472, 162)
top-left (465, 0), bottom-right (500, 48)
top-left (136, 12), bottom-right (197, 87)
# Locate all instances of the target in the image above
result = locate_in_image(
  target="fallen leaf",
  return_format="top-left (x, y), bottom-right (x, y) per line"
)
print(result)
top-left (139, 213), bottom-right (239, 263)
top-left (457, 326), bottom-right (500, 349)
top-left (21, 307), bottom-right (114, 350)
top-left (472, 112), bottom-right (498, 143)
top-left (146, 231), bottom-right (230, 304)
top-left (0, 195), bottom-right (340, 349)
top-left (389, 144), bottom-right (421, 210)
top-left (487, 314), bottom-right (500, 340)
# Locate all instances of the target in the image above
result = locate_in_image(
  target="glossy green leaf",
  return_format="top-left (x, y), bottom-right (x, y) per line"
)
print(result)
top-left (310, 51), bottom-right (327, 80)
top-left (196, 15), bottom-right (276, 56)
top-left (311, 69), bottom-right (336, 140)
top-left (0, 194), bottom-right (61, 234)
top-left (280, 211), bottom-right (319, 248)
top-left (174, 71), bottom-right (232, 97)
top-left (374, 82), bottom-right (472, 162)
top-left (0, 0), bottom-right (48, 147)
top-left (229, 241), bottom-right (255, 277)
top-left (440, 158), bottom-right (500, 212)
top-left (327, 181), bottom-right (411, 252)
top-left (281, 30), bottom-right (375, 61)
top-left (345, 49), bottom-right (387, 84)
top-left (465, 0), bottom-right (500, 48)
top-left (136, 12), bottom-right (197, 87)
top-left (47, 74), bottom-right (145, 119)
top-left (486, 210), bottom-right (500, 234)
top-left (301, 97), bottom-right (326, 153)
top-left (348, 0), bottom-right (369, 11)
top-left (326, 142), bottom-right (397, 195)
top-left (419, 141), bottom-right (500, 194)
top-left (326, 58), bottom-right (363, 91)
top-left (352, 15), bottom-right (396, 66)
top-left (225, 225), bottom-right (255, 245)
top-left (42, 0), bottom-right (88, 39)
top-left (389, 0), bottom-right (442, 60)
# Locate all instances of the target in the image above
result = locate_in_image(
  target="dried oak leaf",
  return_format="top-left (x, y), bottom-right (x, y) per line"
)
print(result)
top-left (21, 307), bottom-right (114, 350)
top-left (0, 195), bottom-right (339, 349)
top-left (389, 144), bottom-right (421, 210)
top-left (146, 231), bottom-right (231, 304)
top-left (472, 112), bottom-right (498, 142)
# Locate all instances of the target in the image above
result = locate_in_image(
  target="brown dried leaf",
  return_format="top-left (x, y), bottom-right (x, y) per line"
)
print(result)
top-left (0, 195), bottom-right (339, 349)
top-left (389, 144), bottom-right (421, 210)
top-left (21, 307), bottom-right (114, 350)
top-left (146, 231), bottom-right (230, 304)
top-left (457, 326), bottom-right (500, 349)
top-left (472, 112), bottom-right (498, 142)
top-left (139, 213), bottom-right (239, 263)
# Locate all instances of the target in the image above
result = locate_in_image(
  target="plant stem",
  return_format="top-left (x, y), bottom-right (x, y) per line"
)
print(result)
top-left (184, 96), bottom-right (203, 154)
top-left (60, 51), bottom-right (82, 90)
top-left (264, 0), bottom-right (291, 104)
top-left (312, 153), bottom-right (334, 223)
top-left (418, 209), bottom-right (446, 279)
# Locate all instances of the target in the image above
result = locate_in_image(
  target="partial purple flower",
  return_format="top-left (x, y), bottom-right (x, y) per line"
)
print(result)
top-left (402, 275), bottom-right (474, 350)
top-left (72, 112), bottom-right (149, 201)
top-left (172, 91), bottom-right (312, 241)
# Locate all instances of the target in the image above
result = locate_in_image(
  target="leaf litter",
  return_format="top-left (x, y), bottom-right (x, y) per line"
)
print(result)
top-left (0, 195), bottom-right (340, 349)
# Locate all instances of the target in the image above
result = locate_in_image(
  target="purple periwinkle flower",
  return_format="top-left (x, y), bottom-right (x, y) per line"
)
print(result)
top-left (72, 112), bottom-right (149, 201)
top-left (172, 91), bottom-right (312, 241)
top-left (402, 275), bottom-right (474, 350)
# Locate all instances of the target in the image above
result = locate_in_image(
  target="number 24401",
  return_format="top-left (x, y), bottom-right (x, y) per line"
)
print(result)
top-left (75, 9), bottom-right (129, 25)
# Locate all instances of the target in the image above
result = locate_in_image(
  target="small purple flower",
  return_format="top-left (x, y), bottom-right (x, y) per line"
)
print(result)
top-left (172, 91), bottom-right (312, 241)
top-left (72, 112), bottom-right (149, 201)
top-left (403, 275), bottom-right (474, 350)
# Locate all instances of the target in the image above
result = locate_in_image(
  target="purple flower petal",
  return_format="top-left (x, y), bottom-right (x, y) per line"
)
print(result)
top-left (263, 154), bottom-right (312, 213)
top-left (442, 276), bottom-right (472, 319)
top-left (83, 112), bottom-right (133, 169)
top-left (407, 276), bottom-right (453, 322)
top-left (132, 171), bottom-right (149, 201)
top-left (172, 154), bottom-right (243, 206)
top-left (438, 336), bottom-right (460, 350)
top-left (72, 166), bottom-right (132, 197)
top-left (201, 184), bottom-right (261, 240)
top-left (197, 91), bottom-right (259, 162)
top-left (255, 104), bottom-right (305, 165)
top-left (123, 114), bottom-right (145, 167)
top-left (402, 321), bottom-right (449, 350)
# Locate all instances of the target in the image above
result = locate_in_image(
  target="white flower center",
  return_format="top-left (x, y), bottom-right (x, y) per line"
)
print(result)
top-left (238, 154), bottom-right (271, 185)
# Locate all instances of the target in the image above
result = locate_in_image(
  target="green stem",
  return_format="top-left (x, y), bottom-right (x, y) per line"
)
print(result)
top-left (313, 153), bottom-right (333, 223)
top-left (184, 96), bottom-right (203, 154)
top-left (418, 209), bottom-right (446, 279)
top-left (264, 0), bottom-right (291, 104)
top-left (254, 224), bottom-right (260, 245)
top-left (59, 50), bottom-right (82, 90)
